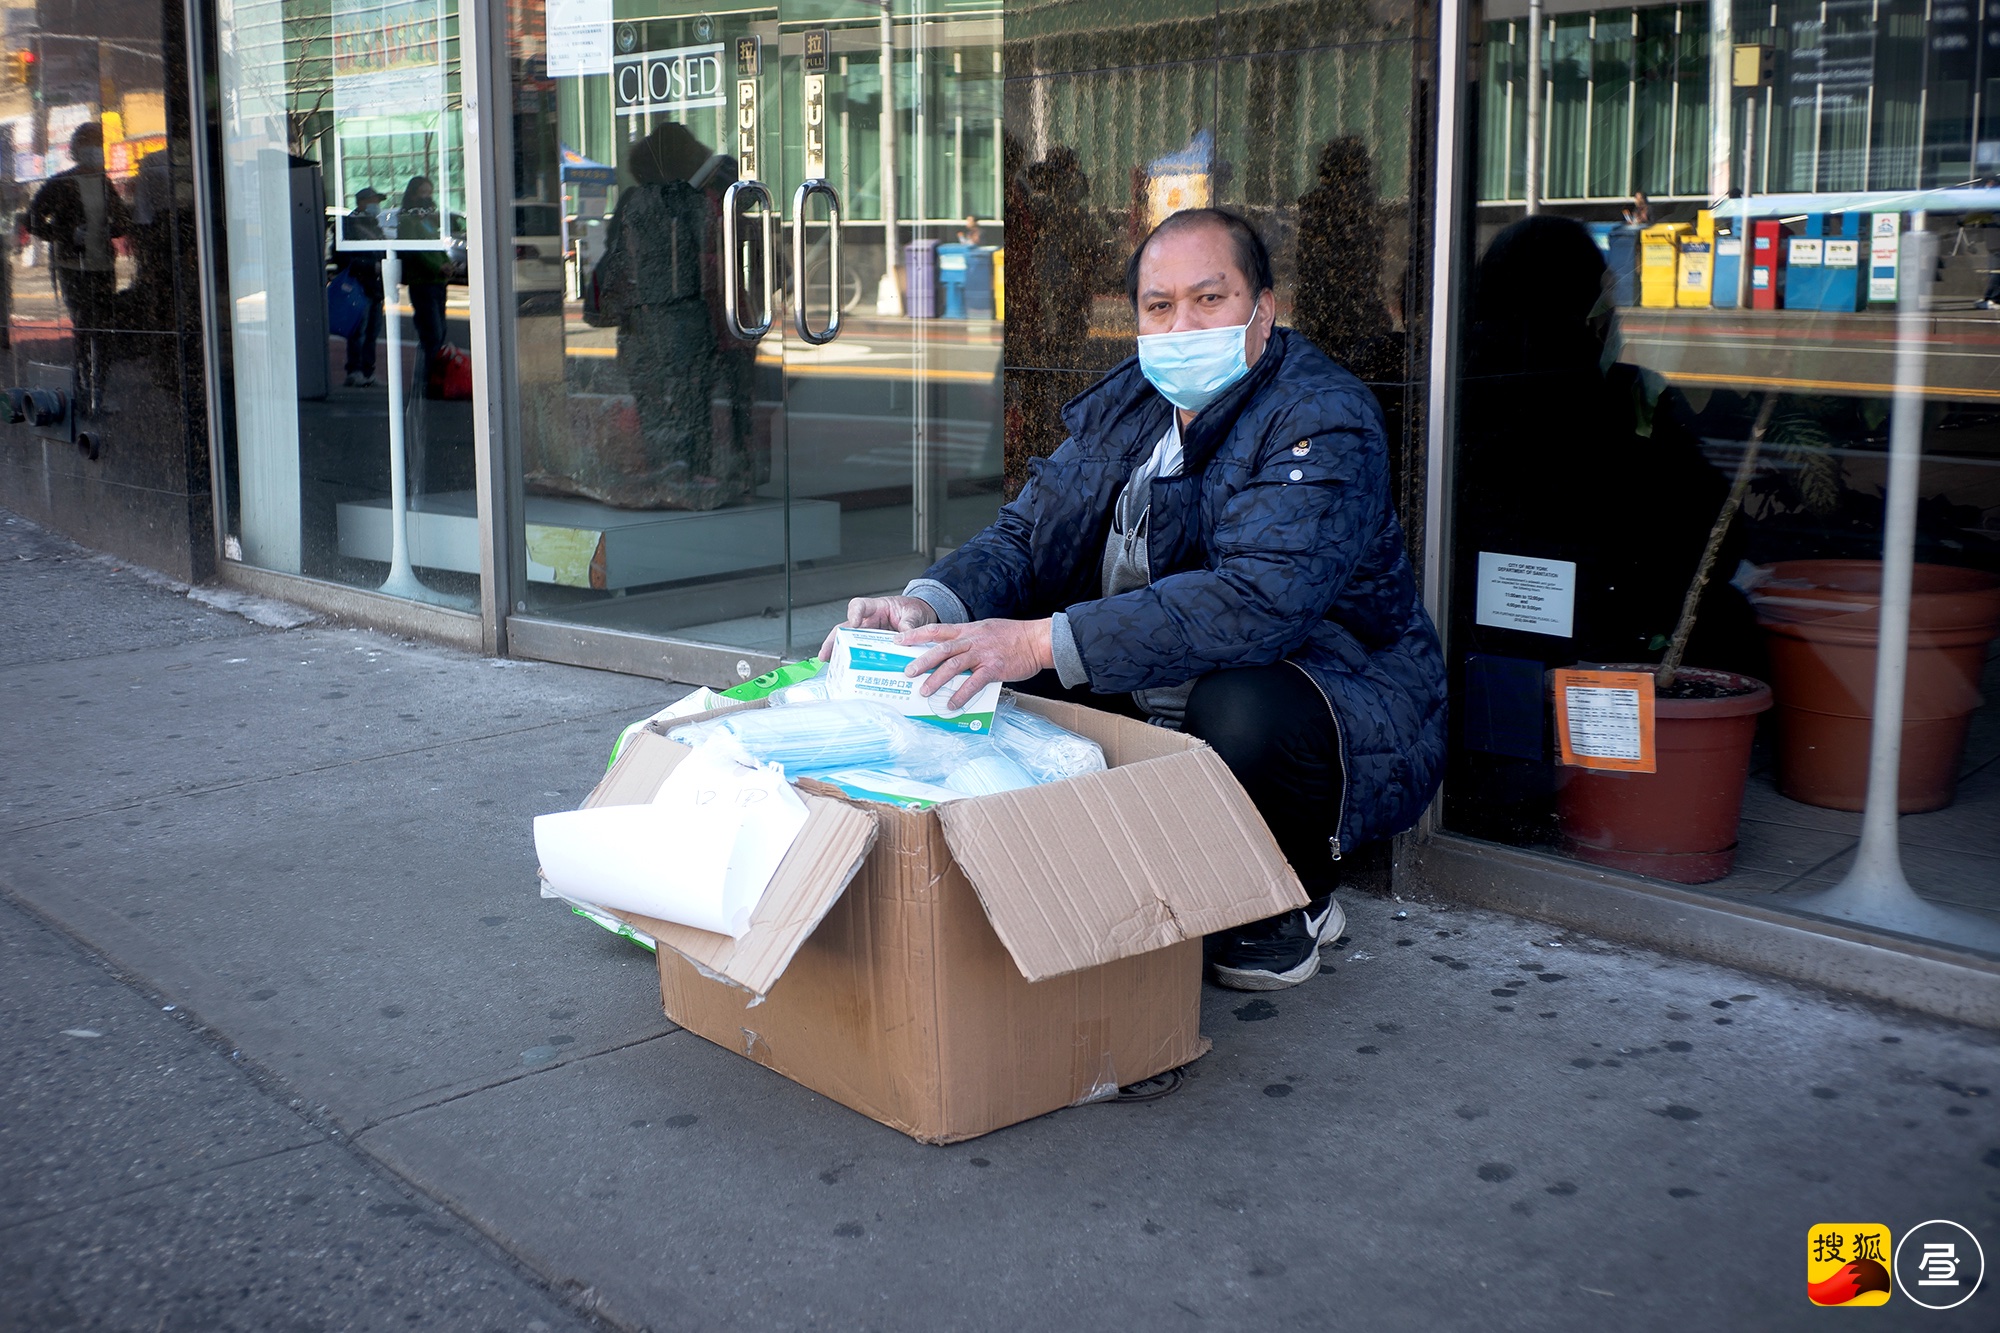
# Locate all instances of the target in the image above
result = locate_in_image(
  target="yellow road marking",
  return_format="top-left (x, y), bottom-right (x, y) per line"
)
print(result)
top-left (1661, 369), bottom-right (2000, 401)
top-left (563, 345), bottom-right (992, 382)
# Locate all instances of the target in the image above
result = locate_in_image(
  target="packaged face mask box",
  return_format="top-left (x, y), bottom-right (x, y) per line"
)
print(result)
top-left (826, 627), bottom-right (1002, 732)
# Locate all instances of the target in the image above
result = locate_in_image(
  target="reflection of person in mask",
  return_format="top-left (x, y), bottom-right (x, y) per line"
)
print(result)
top-left (28, 122), bottom-right (130, 415)
top-left (828, 208), bottom-right (1446, 994)
top-left (1448, 216), bottom-right (1761, 843)
top-left (588, 122), bottom-right (751, 510)
top-left (396, 176), bottom-right (449, 390)
top-left (338, 187), bottom-right (387, 387)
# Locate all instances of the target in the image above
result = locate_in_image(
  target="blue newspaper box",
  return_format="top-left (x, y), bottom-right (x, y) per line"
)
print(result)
top-left (1604, 225), bottom-right (1641, 307)
top-left (1711, 219), bottom-right (1744, 308)
top-left (1783, 216), bottom-right (1828, 310)
top-left (964, 247), bottom-right (996, 319)
top-left (1815, 213), bottom-right (1864, 312)
top-left (937, 243), bottom-right (970, 317)
top-left (904, 239), bottom-right (940, 318)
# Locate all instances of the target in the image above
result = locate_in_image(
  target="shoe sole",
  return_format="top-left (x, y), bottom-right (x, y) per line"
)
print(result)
top-left (1212, 950), bottom-right (1320, 991)
top-left (1210, 898), bottom-right (1346, 992)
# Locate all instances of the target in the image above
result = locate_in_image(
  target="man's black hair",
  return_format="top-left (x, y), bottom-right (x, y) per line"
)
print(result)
top-left (1125, 207), bottom-right (1274, 306)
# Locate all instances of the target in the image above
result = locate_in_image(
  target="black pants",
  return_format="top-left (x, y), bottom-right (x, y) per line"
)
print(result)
top-left (57, 267), bottom-right (115, 412)
top-left (407, 281), bottom-right (449, 387)
top-left (345, 298), bottom-right (383, 376)
top-left (1014, 663), bottom-right (1346, 900)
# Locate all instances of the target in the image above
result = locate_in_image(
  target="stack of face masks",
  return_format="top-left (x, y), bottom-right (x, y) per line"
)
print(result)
top-left (667, 697), bottom-right (1107, 811)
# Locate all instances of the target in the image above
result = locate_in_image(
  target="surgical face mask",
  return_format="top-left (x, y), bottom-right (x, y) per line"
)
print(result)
top-left (362, 202), bottom-right (379, 217)
top-left (1137, 322), bottom-right (1251, 413)
top-left (75, 147), bottom-right (104, 171)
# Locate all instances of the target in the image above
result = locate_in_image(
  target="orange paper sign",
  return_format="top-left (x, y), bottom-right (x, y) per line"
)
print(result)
top-left (1552, 669), bottom-right (1656, 773)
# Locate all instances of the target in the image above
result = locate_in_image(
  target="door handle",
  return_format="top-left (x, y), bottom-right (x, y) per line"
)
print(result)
top-left (791, 180), bottom-right (841, 345)
top-left (721, 178), bottom-right (774, 340)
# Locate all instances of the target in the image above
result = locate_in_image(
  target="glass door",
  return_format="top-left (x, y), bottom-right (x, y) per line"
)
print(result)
top-left (507, 0), bottom-right (1003, 667)
top-left (774, 1), bottom-right (1005, 658)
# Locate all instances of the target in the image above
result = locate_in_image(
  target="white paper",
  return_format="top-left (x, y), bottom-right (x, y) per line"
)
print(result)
top-left (1475, 552), bottom-right (1576, 638)
top-left (611, 688), bottom-right (721, 764)
top-left (1789, 238), bottom-right (1823, 266)
top-left (546, 0), bottom-right (613, 77)
top-left (533, 741), bottom-right (807, 938)
top-left (1563, 685), bottom-right (1643, 761)
top-left (1823, 239), bottom-right (1859, 268)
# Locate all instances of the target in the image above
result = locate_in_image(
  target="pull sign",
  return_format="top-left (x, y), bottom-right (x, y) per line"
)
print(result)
top-left (803, 73), bottom-right (827, 177)
top-left (802, 30), bottom-right (830, 178)
top-left (735, 37), bottom-right (761, 182)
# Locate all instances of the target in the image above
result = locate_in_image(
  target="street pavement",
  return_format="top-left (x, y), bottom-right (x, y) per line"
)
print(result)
top-left (3, 506), bottom-right (1997, 1331)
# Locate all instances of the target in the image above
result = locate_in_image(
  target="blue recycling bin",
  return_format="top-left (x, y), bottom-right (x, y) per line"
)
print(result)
top-left (964, 247), bottom-right (996, 319)
top-left (904, 240), bottom-right (940, 318)
top-left (1605, 225), bottom-right (1641, 307)
top-left (937, 242), bottom-right (970, 317)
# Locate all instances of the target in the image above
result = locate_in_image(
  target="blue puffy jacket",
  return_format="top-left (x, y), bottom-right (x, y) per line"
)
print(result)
top-left (923, 327), bottom-right (1447, 850)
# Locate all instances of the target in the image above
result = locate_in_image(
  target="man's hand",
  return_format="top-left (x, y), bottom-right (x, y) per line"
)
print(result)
top-left (819, 594), bottom-right (938, 662)
top-left (899, 619), bottom-right (1054, 710)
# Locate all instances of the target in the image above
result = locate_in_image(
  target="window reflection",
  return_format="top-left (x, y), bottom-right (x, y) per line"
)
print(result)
top-left (1451, 2), bottom-right (2000, 952)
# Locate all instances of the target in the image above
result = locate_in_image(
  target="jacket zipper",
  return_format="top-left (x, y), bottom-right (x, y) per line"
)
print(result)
top-left (1285, 659), bottom-right (1349, 862)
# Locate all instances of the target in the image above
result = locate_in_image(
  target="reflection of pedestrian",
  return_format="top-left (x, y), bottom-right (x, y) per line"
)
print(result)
top-left (587, 123), bottom-right (752, 510)
top-left (396, 176), bottom-right (448, 388)
top-left (27, 123), bottom-right (129, 415)
top-left (1449, 216), bottom-right (1760, 843)
top-left (339, 187), bottom-right (386, 385)
top-left (1622, 191), bottom-right (1653, 226)
top-left (1293, 137), bottom-right (1399, 382)
top-left (957, 215), bottom-right (982, 245)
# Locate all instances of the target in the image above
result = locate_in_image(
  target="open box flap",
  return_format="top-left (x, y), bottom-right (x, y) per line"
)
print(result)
top-left (936, 745), bottom-right (1308, 983)
top-left (580, 729), bottom-right (878, 999)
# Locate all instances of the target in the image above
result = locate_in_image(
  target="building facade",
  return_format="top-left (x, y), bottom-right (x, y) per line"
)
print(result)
top-left (3, 0), bottom-right (1995, 1018)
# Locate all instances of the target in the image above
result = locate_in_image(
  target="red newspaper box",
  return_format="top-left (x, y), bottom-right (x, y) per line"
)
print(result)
top-left (1750, 218), bottom-right (1786, 310)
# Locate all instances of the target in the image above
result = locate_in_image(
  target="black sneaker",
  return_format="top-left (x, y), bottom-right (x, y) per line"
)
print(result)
top-left (1207, 895), bottom-right (1346, 991)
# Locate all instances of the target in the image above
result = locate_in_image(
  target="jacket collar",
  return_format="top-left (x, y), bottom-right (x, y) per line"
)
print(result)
top-left (1060, 327), bottom-right (1295, 472)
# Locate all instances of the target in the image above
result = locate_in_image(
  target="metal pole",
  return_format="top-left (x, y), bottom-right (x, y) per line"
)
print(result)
top-left (1709, 0), bottom-right (1732, 199)
top-left (377, 248), bottom-right (431, 600)
top-left (875, 0), bottom-right (902, 314)
top-left (1416, 0), bottom-right (1470, 842)
top-left (1524, 0), bottom-right (1542, 213)
top-left (465, 0), bottom-right (521, 649)
top-left (1798, 221), bottom-right (2000, 950)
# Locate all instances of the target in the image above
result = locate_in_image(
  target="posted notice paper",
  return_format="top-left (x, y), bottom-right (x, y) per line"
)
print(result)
top-left (1475, 552), bottom-right (1576, 638)
top-left (1551, 668), bottom-right (1656, 773)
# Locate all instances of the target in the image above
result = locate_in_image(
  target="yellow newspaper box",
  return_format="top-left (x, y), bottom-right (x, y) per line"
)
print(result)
top-left (1676, 210), bottom-right (1717, 308)
top-left (1641, 223), bottom-right (1690, 308)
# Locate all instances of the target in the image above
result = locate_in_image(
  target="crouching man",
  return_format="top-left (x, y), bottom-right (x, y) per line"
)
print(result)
top-left (828, 208), bottom-right (1445, 990)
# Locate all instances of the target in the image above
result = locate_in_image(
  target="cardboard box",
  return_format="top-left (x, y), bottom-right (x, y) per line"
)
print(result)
top-left (586, 695), bottom-right (1306, 1143)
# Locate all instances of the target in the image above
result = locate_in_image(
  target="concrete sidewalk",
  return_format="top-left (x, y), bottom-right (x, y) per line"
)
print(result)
top-left (3, 507), bottom-right (1997, 1331)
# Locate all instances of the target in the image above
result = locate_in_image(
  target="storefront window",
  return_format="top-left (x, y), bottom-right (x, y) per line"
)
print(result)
top-left (1447, 1), bottom-right (2000, 953)
top-left (205, 0), bottom-right (477, 604)
top-left (502, 0), bottom-right (1005, 661)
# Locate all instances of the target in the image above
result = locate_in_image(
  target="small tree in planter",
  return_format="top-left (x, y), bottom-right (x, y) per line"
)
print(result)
top-left (1555, 397), bottom-right (1777, 884)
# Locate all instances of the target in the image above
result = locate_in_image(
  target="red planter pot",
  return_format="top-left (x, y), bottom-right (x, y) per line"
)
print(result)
top-left (1752, 560), bottom-right (2000, 813)
top-left (1556, 666), bottom-right (1773, 884)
